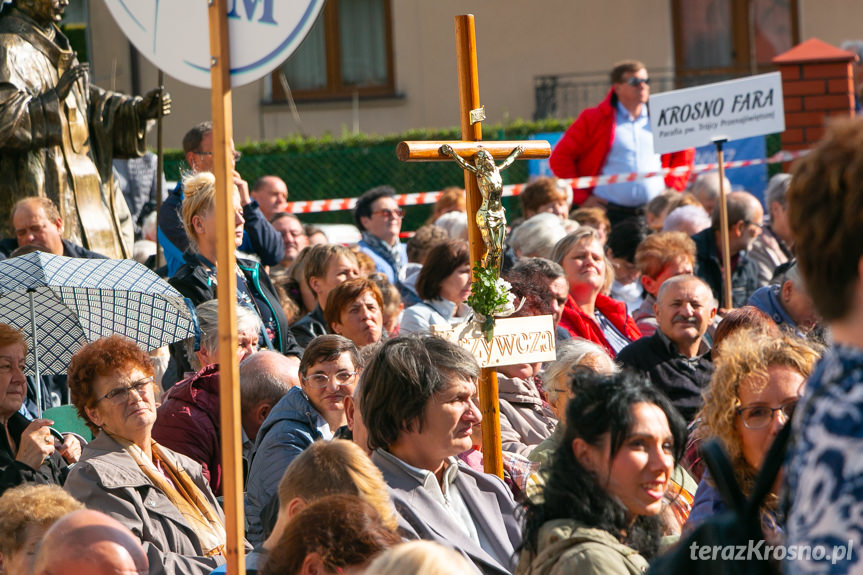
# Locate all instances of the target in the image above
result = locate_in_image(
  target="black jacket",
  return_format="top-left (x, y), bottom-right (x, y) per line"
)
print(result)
top-left (0, 412), bottom-right (68, 496)
top-left (169, 252), bottom-right (301, 359)
top-left (616, 330), bottom-right (714, 423)
top-left (692, 228), bottom-right (760, 309)
top-left (290, 305), bottom-right (328, 351)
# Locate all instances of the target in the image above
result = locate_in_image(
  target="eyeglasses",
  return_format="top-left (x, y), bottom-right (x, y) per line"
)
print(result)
top-left (743, 220), bottom-right (764, 230)
top-left (303, 371), bottom-right (357, 388)
top-left (371, 208), bottom-right (404, 219)
top-left (96, 377), bottom-right (155, 404)
top-left (193, 150), bottom-right (242, 162)
top-left (626, 77), bottom-right (650, 87)
top-left (736, 401), bottom-right (797, 430)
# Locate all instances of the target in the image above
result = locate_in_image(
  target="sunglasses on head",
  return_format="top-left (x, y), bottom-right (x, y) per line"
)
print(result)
top-left (626, 77), bottom-right (650, 87)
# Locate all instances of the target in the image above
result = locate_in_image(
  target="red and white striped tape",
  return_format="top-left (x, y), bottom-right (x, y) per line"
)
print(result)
top-left (284, 149), bottom-right (808, 214)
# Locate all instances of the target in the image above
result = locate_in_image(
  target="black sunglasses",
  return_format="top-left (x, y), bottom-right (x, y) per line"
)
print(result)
top-left (626, 77), bottom-right (650, 87)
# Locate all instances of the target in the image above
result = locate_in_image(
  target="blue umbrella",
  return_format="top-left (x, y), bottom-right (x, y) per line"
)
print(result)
top-left (0, 251), bottom-right (197, 416)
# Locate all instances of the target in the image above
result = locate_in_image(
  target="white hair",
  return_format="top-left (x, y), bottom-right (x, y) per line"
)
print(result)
top-left (510, 213), bottom-right (568, 259)
top-left (433, 211), bottom-right (469, 241)
top-left (541, 338), bottom-right (619, 403)
top-left (663, 204), bottom-right (711, 235)
top-left (187, 299), bottom-right (263, 370)
top-left (691, 172), bottom-right (731, 204)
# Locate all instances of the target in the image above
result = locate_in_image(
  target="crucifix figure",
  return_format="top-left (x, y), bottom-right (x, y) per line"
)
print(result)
top-left (439, 144), bottom-right (524, 272)
top-left (395, 15), bottom-right (550, 477)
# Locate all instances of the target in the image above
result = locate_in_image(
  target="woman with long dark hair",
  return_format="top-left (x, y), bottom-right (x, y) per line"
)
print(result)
top-left (518, 371), bottom-right (687, 574)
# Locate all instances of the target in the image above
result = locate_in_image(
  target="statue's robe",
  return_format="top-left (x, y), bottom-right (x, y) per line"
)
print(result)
top-left (0, 8), bottom-right (149, 258)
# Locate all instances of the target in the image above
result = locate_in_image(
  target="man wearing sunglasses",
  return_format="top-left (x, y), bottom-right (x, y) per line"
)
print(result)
top-left (549, 60), bottom-right (694, 226)
top-left (353, 185), bottom-right (409, 294)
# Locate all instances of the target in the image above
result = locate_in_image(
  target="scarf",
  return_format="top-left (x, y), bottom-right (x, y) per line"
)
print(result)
top-left (361, 231), bottom-right (403, 278)
top-left (117, 434), bottom-right (227, 557)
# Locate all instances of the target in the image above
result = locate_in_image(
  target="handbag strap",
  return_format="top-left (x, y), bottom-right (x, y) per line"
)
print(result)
top-left (701, 438), bottom-right (746, 515)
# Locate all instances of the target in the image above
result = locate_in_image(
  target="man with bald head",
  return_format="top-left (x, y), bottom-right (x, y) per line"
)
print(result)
top-left (251, 176), bottom-right (289, 221)
top-left (617, 275), bottom-right (716, 422)
top-left (240, 350), bottom-right (299, 461)
top-left (692, 190), bottom-right (763, 308)
top-left (32, 509), bottom-right (148, 575)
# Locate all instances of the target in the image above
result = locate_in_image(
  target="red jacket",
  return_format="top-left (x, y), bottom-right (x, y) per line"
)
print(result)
top-left (559, 293), bottom-right (642, 358)
top-left (549, 89), bottom-right (695, 205)
top-left (151, 364), bottom-right (223, 495)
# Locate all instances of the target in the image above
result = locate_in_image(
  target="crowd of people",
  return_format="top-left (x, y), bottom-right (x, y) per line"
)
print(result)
top-left (0, 55), bottom-right (860, 575)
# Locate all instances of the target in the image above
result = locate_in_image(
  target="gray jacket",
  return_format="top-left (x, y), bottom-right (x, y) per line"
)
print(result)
top-left (64, 432), bottom-right (225, 575)
top-left (496, 375), bottom-right (557, 457)
top-left (373, 449), bottom-right (522, 575)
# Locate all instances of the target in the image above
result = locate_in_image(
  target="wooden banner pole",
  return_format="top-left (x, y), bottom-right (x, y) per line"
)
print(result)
top-left (155, 70), bottom-right (165, 269)
top-left (714, 138), bottom-right (733, 311)
top-left (208, 1), bottom-right (245, 573)
top-left (455, 14), bottom-right (503, 478)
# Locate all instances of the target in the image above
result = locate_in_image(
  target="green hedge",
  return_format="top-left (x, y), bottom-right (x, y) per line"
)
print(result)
top-left (163, 118), bottom-right (572, 230)
top-left (162, 120), bottom-right (786, 230)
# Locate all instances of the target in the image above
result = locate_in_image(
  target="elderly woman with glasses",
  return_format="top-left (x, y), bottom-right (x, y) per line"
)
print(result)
top-left (64, 335), bottom-right (230, 575)
top-left (684, 331), bottom-right (820, 534)
top-left (245, 335), bottom-right (361, 546)
top-left (0, 324), bottom-right (81, 496)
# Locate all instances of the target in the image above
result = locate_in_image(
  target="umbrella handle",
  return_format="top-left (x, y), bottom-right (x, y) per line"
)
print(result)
top-left (28, 290), bottom-right (42, 418)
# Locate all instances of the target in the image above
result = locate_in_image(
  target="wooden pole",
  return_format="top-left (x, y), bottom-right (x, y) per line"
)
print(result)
top-left (208, 2), bottom-right (245, 573)
top-left (455, 14), bottom-right (503, 478)
top-left (714, 138), bottom-right (733, 310)
top-left (155, 70), bottom-right (165, 269)
top-left (396, 140), bottom-right (550, 162)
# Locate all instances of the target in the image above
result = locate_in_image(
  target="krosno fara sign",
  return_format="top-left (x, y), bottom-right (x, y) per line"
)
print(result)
top-left (649, 72), bottom-right (785, 154)
top-left (102, 0), bottom-right (326, 88)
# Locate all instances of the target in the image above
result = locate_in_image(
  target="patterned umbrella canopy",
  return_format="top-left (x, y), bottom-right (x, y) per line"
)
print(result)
top-left (0, 251), bottom-right (196, 376)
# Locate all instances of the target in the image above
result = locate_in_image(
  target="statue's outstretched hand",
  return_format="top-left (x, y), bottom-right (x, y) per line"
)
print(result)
top-left (55, 63), bottom-right (88, 100)
top-left (439, 144), bottom-right (455, 157)
top-left (138, 88), bottom-right (172, 119)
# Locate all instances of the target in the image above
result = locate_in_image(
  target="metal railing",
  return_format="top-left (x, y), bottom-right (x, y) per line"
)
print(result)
top-left (533, 67), bottom-right (761, 121)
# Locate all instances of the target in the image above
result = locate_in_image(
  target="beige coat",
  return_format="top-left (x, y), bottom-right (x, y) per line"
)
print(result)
top-left (64, 432), bottom-right (226, 575)
top-left (516, 519), bottom-right (648, 575)
top-left (497, 374), bottom-right (558, 457)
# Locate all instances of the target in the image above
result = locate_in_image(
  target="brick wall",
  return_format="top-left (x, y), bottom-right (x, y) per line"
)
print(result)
top-left (773, 38), bottom-right (856, 154)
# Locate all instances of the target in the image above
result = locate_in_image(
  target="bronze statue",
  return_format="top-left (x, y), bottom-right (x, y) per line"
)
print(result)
top-left (439, 144), bottom-right (524, 272)
top-left (0, 0), bottom-right (171, 259)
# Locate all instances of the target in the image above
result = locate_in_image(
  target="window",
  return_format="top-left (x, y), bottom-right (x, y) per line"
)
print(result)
top-left (672, 0), bottom-right (799, 83)
top-left (271, 0), bottom-right (394, 102)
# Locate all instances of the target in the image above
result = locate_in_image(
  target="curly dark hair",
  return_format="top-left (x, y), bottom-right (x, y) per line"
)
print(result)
top-left (67, 335), bottom-right (155, 434)
top-left (521, 370), bottom-right (687, 560)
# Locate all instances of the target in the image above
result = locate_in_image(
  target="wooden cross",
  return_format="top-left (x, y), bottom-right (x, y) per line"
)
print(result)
top-left (397, 14), bottom-right (550, 477)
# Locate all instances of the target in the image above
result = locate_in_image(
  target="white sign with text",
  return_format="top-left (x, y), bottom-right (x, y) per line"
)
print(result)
top-left (432, 316), bottom-right (556, 368)
top-left (649, 72), bottom-right (785, 154)
top-left (102, 0), bottom-right (326, 88)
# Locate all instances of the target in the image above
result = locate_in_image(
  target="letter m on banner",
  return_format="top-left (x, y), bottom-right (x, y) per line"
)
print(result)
top-left (227, 0), bottom-right (276, 24)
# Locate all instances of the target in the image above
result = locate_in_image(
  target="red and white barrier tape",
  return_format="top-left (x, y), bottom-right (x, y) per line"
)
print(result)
top-left (284, 149), bottom-right (808, 214)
